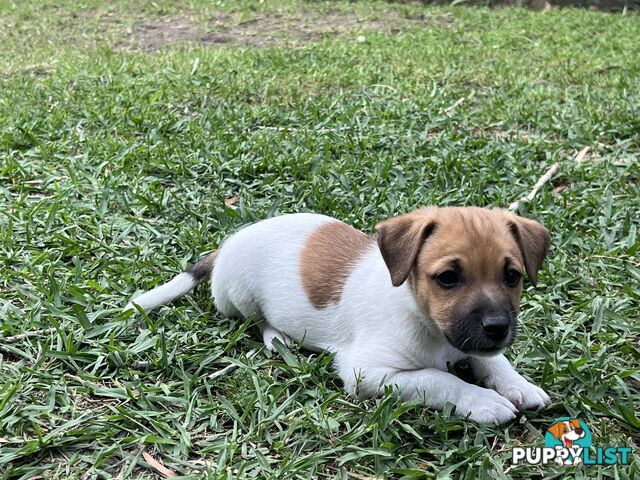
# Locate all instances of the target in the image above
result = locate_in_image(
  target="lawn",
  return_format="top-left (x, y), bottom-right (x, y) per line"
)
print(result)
top-left (1, 0), bottom-right (639, 478)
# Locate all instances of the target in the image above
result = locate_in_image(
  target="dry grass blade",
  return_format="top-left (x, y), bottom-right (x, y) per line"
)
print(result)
top-left (1, 327), bottom-right (57, 343)
top-left (142, 451), bottom-right (178, 478)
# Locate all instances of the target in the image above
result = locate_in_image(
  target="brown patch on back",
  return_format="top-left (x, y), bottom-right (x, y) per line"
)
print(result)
top-left (300, 221), bottom-right (374, 309)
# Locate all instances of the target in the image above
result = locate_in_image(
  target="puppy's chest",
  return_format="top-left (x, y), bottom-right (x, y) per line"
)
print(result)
top-left (396, 335), bottom-right (469, 372)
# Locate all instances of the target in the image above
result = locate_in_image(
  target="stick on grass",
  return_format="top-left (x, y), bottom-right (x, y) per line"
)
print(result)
top-left (508, 163), bottom-right (560, 211)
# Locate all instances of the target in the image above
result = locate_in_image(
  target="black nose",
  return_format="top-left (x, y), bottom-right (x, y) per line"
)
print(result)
top-left (482, 315), bottom-right (510, 341)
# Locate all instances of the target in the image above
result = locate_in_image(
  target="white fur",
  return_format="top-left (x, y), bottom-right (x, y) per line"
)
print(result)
top-left (125, 273), bottom-right (195, 313)
top-left (127, 213), bottom-right (550, 424)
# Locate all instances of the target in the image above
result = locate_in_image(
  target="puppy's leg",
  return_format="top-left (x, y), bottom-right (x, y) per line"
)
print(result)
top-left (261, 324), bottom-right (292, 352)
top-left (214, 285), bottom-right (291, 351)
top-left (213, 295), bottom-right (240, 318)
top-left (343, 364), bottom-right (518, 424)
top-left (471, 354), bottom-right (551, 411)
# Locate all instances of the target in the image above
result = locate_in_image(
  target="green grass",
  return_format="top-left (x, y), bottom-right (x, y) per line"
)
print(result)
top-left (1, 0), bottom-right (639, 478)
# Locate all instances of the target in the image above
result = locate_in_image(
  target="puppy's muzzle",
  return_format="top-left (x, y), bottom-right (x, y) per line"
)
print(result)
top-left (481, 314), bottom-right (511, 342)
top-left (445, 302), bottom-right (517, 355)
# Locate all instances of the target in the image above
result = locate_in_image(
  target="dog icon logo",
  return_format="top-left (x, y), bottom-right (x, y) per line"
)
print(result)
top-left (544, 417), bottom-right (591, 465)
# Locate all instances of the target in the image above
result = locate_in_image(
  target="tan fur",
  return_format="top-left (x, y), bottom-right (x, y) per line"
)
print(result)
top-left (506, 214), bottom-right (550, 286)
top-left (299, 221), bottom-right (375, 308)
top-left (376, 212), bottom-right (436, 287)
top-left (376, 207), bottom-right (549, 333)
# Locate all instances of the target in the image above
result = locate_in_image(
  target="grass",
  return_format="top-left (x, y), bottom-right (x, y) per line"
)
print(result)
top-left (1, 0), bottom-right (639, 478)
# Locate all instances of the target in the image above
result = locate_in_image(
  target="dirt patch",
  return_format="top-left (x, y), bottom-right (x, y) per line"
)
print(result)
top-left (126, 10), bottom-right (450, 51)
top-left (132, 18), bottom-right (228, 51)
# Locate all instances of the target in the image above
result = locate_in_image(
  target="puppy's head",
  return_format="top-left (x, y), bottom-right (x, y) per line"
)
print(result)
top-left (376, 207), bottom-right (549, 356)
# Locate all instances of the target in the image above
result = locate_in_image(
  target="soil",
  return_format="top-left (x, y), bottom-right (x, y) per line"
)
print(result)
top-left (126, 10), bottom-right (448, 51)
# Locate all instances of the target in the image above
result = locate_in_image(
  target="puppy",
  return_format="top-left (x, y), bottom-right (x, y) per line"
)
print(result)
top-left (126, 207), bottom-right (551, 424)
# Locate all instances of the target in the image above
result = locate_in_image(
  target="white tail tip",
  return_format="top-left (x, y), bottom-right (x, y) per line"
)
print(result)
top-left (124, 272), bottom-right (196, 313)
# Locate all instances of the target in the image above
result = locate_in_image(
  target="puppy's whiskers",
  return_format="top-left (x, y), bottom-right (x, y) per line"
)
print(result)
top-left (460, 337), bottom-right (472, 351)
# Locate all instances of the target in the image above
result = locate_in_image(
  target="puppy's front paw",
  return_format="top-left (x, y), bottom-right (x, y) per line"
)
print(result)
top-left (485, 374), bottom-right (551, 411)
top-left (262, 326), bottom-right (292, 352)
top-left (458, 386), bottom-right (518, 424)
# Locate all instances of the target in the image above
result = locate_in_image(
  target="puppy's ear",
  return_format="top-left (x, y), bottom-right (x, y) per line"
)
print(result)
top-left (376, 214), bottom-right (436, 287)
top-left (547, 422), bottom-right (564, 440)
top-left (507, 214), bottom-right (550, 286)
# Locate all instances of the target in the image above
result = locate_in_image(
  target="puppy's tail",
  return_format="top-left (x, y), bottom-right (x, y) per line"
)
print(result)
top-left (124, 250), bottom-right (218, 313)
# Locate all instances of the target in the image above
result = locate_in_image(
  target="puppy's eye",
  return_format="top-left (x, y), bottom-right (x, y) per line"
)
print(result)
top-left (504, 268), bottom-right (521, 287)
top-left (435, 270), bottom-right (459, 289)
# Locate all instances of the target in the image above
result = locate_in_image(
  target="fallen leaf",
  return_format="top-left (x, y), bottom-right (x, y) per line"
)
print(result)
top-left (552, 183), bottom-right (568, 193)
top-left (142, 451), bottom-right (177, 478)
top-left (224, 195), bottom-right (240, 209)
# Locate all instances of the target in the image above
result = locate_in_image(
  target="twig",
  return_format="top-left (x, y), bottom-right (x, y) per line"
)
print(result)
top-left (132, 360), bottom-right (151, 369)
top-left (444, 97), bottom-right (465, 115)
top-left (575, 146), bottom-right (591, 163)
top-left (208, 349), bottom-right (257, 379)
top-left (1, 327), bottom-right (57, 343)
top-left (508, 146), bottom-right (597, 210)
top-left (255, 125), bottom-right (353, 133)
top-left (508, 163), bottom-right (559, 211)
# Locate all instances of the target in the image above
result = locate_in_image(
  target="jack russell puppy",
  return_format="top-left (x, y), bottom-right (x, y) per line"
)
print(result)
top-left (126, 207), bottom-right (551, 424)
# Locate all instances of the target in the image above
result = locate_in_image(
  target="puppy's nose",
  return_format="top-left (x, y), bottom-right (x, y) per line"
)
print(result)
top-left (481, 316), bottom-right (510, 341)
